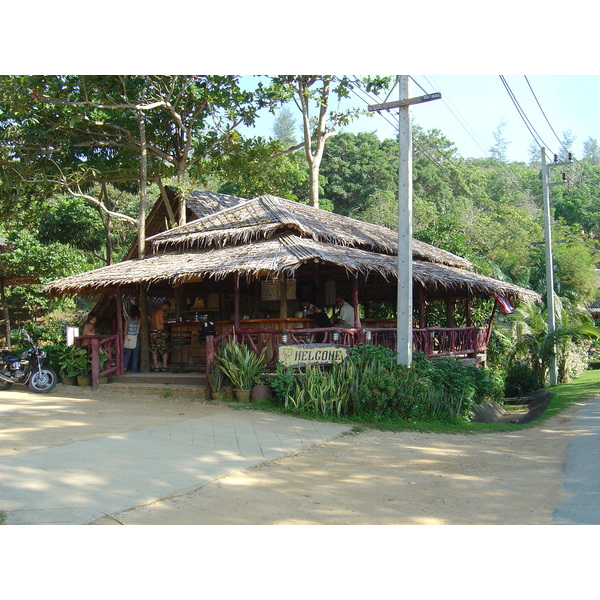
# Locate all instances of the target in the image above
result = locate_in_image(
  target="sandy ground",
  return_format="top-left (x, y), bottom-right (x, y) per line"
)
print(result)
top-left (0, 383), bottom-right (581, 525)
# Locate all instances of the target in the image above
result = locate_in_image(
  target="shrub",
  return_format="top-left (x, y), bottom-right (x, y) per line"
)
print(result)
top-left (504, 361), bottom-right (540, 397)
top-left (271, 347), bottom-right (505, 423)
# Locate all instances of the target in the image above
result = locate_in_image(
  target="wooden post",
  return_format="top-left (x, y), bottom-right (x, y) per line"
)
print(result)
top-left (90, 337), bottom-right (100, 391)
top-left (114, 287), bottom-right (124, 376)
top-left (139, 286), bottom-right (150, 372)
top-left (234, 272), bottom-right (241, 333)
top-left (279, 273), bottom-right (288, 318)
top-left (352, 276), bottom-right (360, 328)
top-left (1, 278), bottom-right (11, 350)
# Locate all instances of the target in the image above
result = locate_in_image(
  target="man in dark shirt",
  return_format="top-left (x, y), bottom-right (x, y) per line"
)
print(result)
top-left (308, 304), bottom-right (332, 342)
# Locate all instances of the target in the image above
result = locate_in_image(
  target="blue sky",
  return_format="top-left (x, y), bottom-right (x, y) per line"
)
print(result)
top-left (242, 75), bottom-right (600, 164)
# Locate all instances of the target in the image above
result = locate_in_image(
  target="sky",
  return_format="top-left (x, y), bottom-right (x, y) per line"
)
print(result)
top-left (241, 75), bottom-right (600, 164)
top-left (3, 7), bottom-right (598, 166)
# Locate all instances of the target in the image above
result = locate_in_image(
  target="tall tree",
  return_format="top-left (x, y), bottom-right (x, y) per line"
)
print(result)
top-left (262, 76), bottom-right (392, 208)
top-left (0, 75), bottom-right (263, 227)
top-left (272, 107), bottom-right (297, 149)
top-left (489, 119), bottom-right (510, 162)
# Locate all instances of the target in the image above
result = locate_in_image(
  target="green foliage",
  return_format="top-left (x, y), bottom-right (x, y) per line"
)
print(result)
top-left (504, 361), bottom-right (541, 397)
top-left (270, 347), bottom-right (505, 423)
top-left (216, 339), bottom-right (266, 391)
top-left (57, 345), bottom-right (90, 378)
top-left (37, 196), bottom-right (105, 252)
top-left (270, 362), bottom-right (295, 406)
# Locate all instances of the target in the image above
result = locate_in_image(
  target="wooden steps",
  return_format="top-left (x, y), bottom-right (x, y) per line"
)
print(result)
top-left (107, 371), bottom-right (209, 400)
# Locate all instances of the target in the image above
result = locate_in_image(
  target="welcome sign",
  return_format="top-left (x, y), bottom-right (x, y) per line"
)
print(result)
top-left (278, 344), bottom-right (349, 368)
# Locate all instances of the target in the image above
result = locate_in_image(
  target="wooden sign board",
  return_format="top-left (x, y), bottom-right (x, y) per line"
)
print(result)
top-left (261, 279), bottom-right (296, 301)
top-left (279, 344), bottom-right (349, 368)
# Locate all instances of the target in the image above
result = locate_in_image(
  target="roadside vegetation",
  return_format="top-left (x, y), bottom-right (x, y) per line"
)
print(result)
top-left (242, 363), bottom-right (600, 434)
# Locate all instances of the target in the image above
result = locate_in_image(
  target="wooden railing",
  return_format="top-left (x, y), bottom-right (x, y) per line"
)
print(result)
top-left (75, 334), bottom-right (123, 390)
top-left (205, 326), bottom-right (488, 375)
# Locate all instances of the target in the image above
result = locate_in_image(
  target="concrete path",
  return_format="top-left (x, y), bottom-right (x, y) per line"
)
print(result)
top-left (554, 398), bottom-right (600, 524)
top-left (0, 411), bottom-right (352, 525)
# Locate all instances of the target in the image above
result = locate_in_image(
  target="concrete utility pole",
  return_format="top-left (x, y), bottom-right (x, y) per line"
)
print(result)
top-left (369, 76), bottom-right (440, 365)
top-left (540, 147), bottom-right (571, 386)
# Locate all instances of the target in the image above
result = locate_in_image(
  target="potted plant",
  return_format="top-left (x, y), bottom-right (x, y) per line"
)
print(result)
top-left (58, 345), bottom-right (81, 385)
top-left (58, 346), bottom-right (90, 385)
top-left (217, 339), bottom-right (266, 402)
top-left (70, 347), bottom-right (91, 386)
top-left (208, 363), bottom-right (225, 400)
top-left (251, 372), bottom-right (273, 402)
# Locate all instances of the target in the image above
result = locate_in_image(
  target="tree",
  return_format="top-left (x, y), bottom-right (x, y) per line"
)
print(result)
top-left (272, 107), bottom-right (297, 149)
top-left (583, 137), bottom-right (600, 166)
top-left (320, 132), bottom-right (398, 215)
top-left (559, 129), bottom-right (576, 161)
top-left (262, 76), bottom-right (392, 208)
top-left (0, 75), bottom-right (264, 228)
top-left (490, 120), bottom-right (510, 162)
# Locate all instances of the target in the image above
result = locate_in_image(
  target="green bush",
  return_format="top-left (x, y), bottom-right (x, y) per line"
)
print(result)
top-left (270, 347), bottom-right (505, 422)
top-left (504, 361), bottom-right (540, 397)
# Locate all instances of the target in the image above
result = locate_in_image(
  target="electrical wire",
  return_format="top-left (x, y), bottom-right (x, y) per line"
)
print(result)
top-left (418, 75), bottom-right (491, 158)
top-left (524, 75), bottom-right (600, 194)
top-left (499, 75), bottom-right (556, 156)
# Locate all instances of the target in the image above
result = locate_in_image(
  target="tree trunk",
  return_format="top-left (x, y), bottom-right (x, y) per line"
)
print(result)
top-left (298, 76), bottom-right (332, 209)
top-left (1, 279), bottom-right (11, 350)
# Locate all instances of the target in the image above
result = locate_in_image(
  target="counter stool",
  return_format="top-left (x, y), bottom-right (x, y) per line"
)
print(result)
top-left (171, 330), bottom-right (192, 372)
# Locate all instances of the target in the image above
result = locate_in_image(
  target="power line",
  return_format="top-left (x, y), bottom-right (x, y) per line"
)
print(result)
top-left (524, 75), bottom-right (566, 154)
top-left (418, 75), bottom-right (491, 157)
top-left (499, 75), bottom-right (556, 156)
top-left (524, 75), bottom-right (600, 194)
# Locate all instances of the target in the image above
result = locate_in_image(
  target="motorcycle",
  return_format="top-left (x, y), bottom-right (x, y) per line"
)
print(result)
top-left (0, 329), bottom-right (58, 393)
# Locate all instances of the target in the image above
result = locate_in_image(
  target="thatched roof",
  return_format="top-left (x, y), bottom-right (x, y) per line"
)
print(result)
top-left (45, 231), bottom-right (540, 302)
top-left (186, 190), bottom-right (249, 218)
top-left (124, 189), bottom-right (249, 260)
top-left (149, 194), bottom-right (473, 269)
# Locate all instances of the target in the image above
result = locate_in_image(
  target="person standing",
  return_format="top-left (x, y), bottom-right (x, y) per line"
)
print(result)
top-left (123, 305), bottom-right (141, 373)
top-left (81, 312), bottom-right (97, 346)
top-left (150, 300), bottom-right (171, 372)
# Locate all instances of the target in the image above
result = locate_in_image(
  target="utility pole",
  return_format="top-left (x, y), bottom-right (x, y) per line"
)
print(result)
top-left (540, 147), bottom-right (571, 386)
top-left (369, 76), bottom-right (440, 365)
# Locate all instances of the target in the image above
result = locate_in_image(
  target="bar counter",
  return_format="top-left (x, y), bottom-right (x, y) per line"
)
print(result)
top-left (168, 318), bottom-right (317, 371)
top-left (168, 317), bottom-right (396, 371)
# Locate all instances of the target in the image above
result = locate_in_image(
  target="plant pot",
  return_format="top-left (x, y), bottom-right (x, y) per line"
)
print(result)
top-left (211, 391), bottom-right (225, 401)
top-left (224, 386), bottom-right (235, 399)
top-left (234, 389), bottom-right (251, 402)
top-left (61, 376), bottom-right (77, 385)
top-left (76, 376), bottom-right (91, 386)
top-left (251, 384), bottom-right (272, 401)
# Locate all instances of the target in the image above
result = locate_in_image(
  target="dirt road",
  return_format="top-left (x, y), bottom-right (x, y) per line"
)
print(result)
top-left (0, 383), bottom-right (582, 525)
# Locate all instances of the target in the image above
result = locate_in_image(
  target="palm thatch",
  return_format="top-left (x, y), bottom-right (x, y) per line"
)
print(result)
top-left (149, 194), bottom-right (473, 269)
top-left (45, 231), bottom-right (539, 302)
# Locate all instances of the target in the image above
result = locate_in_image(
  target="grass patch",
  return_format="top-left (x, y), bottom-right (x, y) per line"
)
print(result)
top-left (539, 369), bottom-right (600, 423)
top-left (243, 368), bottom-right (600, 434)
top-left (0, 511), bottom-right (6, 525)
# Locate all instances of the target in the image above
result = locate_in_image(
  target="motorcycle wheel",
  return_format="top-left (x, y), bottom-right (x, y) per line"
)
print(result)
top-left (0, 379), bottom-right (13, 391)
top-left (28, 368), bottom-right (58, 393)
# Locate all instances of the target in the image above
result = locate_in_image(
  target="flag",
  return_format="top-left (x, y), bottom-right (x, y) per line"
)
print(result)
top-left (495, 295), bottom-right (514, 314)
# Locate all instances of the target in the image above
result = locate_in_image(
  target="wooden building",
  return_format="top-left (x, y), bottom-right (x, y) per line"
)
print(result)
top-left (45, 192), bottom-right (540, 387)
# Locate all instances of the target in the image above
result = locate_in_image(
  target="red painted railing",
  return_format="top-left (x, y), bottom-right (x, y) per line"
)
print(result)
top-left (75, 334), bottom-right (123, 390)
